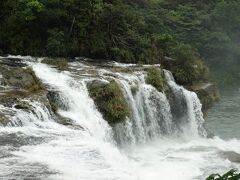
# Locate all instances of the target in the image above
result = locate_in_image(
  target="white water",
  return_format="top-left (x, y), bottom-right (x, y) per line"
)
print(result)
top-left (0, 60), bottom-right (239, 180)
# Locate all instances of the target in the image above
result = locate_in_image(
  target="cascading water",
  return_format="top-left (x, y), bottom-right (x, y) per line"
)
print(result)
top-left (0, 57), bottom-right (239, 180)
top-left (112, 72), bottom-right (174, 145)
top-left (164, 70), bottom-right (207, 138)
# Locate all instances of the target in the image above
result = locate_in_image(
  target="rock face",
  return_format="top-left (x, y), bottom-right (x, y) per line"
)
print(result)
top-left (189, 83), bottom-right (219, 115)
top-left (162, 57), bottom-right (219, 114)
top-left (0, 57), bottom-right (28, 67)
top-left (0, 58), bottom-right (47, 126)
top-left (41, 58), bottom-right (68, 70)
top-left (0, 57), bottom-right (81, 127)
top-left (0, 66), bottom-right (43, 92)
top-left (166, 87), bottom-right (188, 126)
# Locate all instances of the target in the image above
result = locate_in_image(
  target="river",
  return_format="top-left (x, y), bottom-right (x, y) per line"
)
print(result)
top-left (207, 88), bottom-right (240, 139)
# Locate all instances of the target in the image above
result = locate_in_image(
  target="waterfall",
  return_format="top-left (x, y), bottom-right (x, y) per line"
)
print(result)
top-left (0, 58), bottom-right (217, 180)
top-left (0, 60), bottom-right (207, 143)
top-left (31, 63), bottom-right (113, 142)
top-left (30, 62), bottom-right (207, 144)
top-left (164, 70), bottom-right (207, 138)
top-left (112, 73), bottom-right (174, 145)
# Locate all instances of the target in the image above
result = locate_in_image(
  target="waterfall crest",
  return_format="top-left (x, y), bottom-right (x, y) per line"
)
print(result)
top-left (0, 59), bottom-right (207, 145)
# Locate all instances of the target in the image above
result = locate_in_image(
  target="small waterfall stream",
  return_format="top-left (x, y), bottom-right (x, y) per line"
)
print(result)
top-left (0, 57), bottom-right (239, 180)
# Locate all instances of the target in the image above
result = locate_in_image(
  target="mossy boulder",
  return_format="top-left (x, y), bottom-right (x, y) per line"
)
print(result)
top-left (145, 67), bottom-right (167, 92)
top-left (42, 58), bottom-right (68, 70)
top-left (87, 80), bottom-right (129, 125)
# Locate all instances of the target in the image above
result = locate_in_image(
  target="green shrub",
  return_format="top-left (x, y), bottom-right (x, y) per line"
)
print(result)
top-left (88, 80), bottom-right (129, 124)
top-left (172, 59), bottom-right (209, 85)
top-left (167, 43), bottom-right (209, 85)
top-left (42, 58), bottom-right (68, 70)
top-left (145, 67), bottom-right (167, 92)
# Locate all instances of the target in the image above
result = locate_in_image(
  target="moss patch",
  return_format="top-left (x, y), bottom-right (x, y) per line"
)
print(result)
top-left (145, 67), bottom-right (167, 92)
top-left (88, 80), bottom-right (129, 124)
top-left (42, 58), bottom-right (68, 70)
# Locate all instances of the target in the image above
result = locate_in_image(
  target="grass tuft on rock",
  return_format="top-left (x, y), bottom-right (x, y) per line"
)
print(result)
top-left (42, 58), bottom-right (68, 70)
top-left (88, 80), bottom-right (129, 125)
top-left (145, 67), bottom-right (167, 92)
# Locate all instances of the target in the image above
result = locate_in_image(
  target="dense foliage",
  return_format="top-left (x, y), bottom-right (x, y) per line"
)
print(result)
top-left (206, 169), bottom-right (240, 180)
top-left (1, 0), bottom-right (240, 85)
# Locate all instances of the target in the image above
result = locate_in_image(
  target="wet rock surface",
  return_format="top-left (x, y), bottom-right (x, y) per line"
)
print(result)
top-left (0, 57), bottom-right (49, 126)
top-left (188, 83), bottom-right (219, 115)
top-left (0, 57), bottom-right (28, 67)
top-left (47, 91), bottom-right (70, 112)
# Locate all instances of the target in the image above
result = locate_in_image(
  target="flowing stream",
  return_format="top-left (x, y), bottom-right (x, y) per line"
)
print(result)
top-left (0, 57), bottom-right (239, 180)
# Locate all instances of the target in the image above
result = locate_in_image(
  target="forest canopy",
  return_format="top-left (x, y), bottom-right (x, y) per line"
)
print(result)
top-left (1, 0), bottom-right (240, 85)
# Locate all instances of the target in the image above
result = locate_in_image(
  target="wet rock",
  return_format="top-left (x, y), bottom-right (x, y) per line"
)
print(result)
top-left (0, 113), bottom-right (10, 126)
top-left (42, 58), bottom-right (68, 70)
top-left (166, 87), bottom-right (188, 126)
top-left (161, 56), bottom-right (176, 70)
top-left (47, 91), bottom-right (69, 112)
top-left (219, 151), bottom-right (240, 163)
top-left (0, 89), bottom-right (54, 126)
top-left (0, 95), bottom-right (18, 108)
top-left (188, 83), bottom-right (219, 115)
top-left (55, 115), bottom-right (84, 130)
top-left (0, 92), bottom-right (33, 111)
top-left (0, 57), bottom-right (27, 67)
top-left (0, 65), bottom-right (43, 92)
top-left (14, 102), bottom-right (31, 110)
